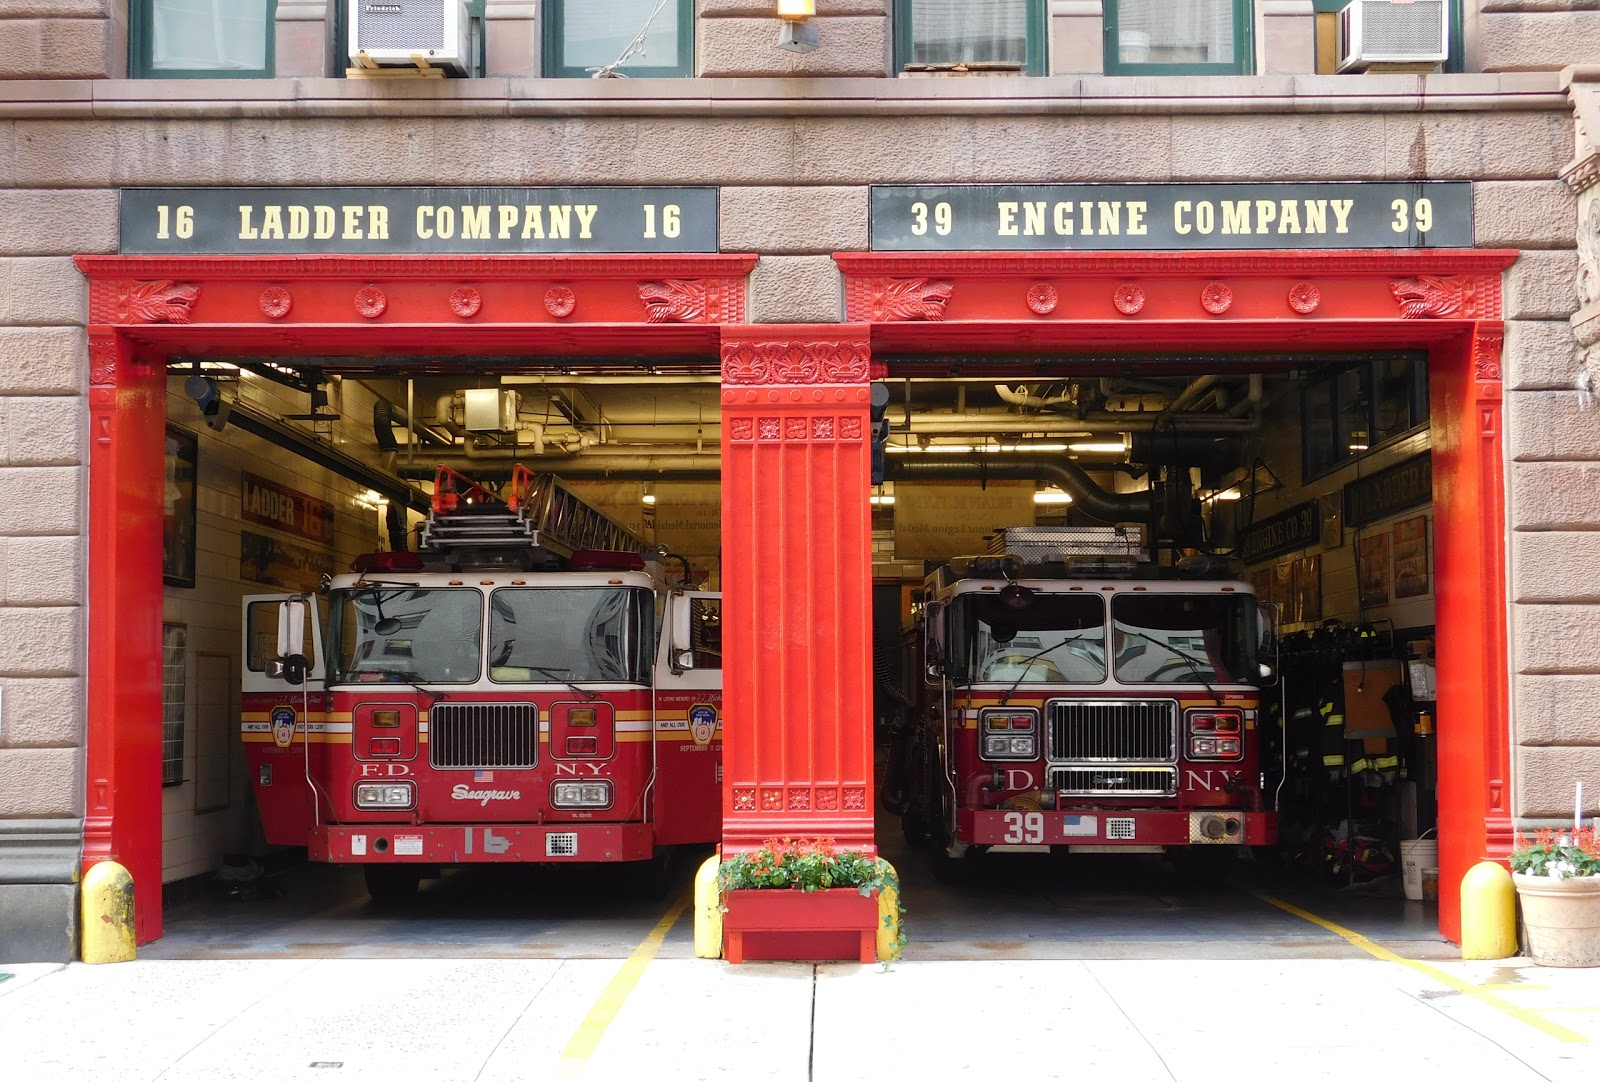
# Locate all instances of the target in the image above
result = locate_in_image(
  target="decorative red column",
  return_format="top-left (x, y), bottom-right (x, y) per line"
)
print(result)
top-left (719, 325), bottom-right (876, 856)
top-left (1431, 322), bottom-right (1511, 943)
top-left (83, 329), bottom-right (167, 944)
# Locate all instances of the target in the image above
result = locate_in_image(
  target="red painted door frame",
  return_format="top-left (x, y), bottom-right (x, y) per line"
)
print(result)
top-left (835, 249), bottom-right (1518, 943)
top-left (75, 248), bottom-right (1515, 946)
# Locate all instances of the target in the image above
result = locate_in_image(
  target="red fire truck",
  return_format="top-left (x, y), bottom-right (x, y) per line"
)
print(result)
top-left (886, 527), bottom-right (1276, 876)
top-left (241, 466), bottom-right (723, 901)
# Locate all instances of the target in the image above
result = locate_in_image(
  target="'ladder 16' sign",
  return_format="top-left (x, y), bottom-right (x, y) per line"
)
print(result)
top-left (870, 183), bottom-right (1473, 251)
top-left (120, 187), bottom-right (720, 254)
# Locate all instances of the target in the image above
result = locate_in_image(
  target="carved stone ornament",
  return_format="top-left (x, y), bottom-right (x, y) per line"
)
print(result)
top-left (117, 280), bottom-right (199, 324)
top-left (1579, 199), bottom-right (1600, 308)
top-left (354, 286), bottom-right (387, 319)
top-left (89, 334), bottom-right (119, 387)
top-left (1026, 283), bottom-right (1058, 315)
top-left (258, 287), bottom-right (292, 319)
top-left (450, 287), bottom-right (483, 318)
top-left (1288, 283), bottom-right (1321, 315)
top-left (1200, 282), bottom-right (1233, 315)
top-left (639, 279), bottom-right (708, 323)
top-left (1112, 284), bottom-right (1145, 315)
top-left (1390, 275), bottom-right (1473, 318)
top-left (1474, 327), bottom-right (1504, 383)
top-left (721, 340), bottom-right (871, 386)
top-left (542, 286), bottom-right (574, 319)
top-left (872, 278), bottom-right (954, 321)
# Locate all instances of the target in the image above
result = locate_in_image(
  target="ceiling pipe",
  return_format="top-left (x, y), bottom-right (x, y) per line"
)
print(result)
top-left (885, 456), bottom-right (1154, 525)
top-left (1230, 374), bottom-right (1264, 417)
top-left (992, 384), bottom-right (1078, 411)
top-left (1154, 375), bottom-right (1221, 429)
top-left (396, 461), bottom-right (722, 482)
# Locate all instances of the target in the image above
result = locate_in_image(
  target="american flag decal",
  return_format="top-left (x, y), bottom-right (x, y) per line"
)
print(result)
top-left (473, 770), bottom-right (494, 782)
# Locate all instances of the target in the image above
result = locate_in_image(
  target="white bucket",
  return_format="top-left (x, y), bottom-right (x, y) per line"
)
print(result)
top-left (1401, 836), bottom-right (1438, 901)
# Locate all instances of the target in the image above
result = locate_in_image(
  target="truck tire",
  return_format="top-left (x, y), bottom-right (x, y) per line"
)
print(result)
top-left (364, 864), bottom-right (422, 905)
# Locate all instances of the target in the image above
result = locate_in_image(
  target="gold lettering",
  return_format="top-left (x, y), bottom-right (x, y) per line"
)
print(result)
top-left (238, 206), bottom-right (259, 241)
top-left (314, 206), bottom-right (336, 240)
top-left (1330, 199), bottom-right (1354, 233)
top-left (522, 206), bottom-right (545, 240)
top-left (1053, 201), bottom-right (1074, 236)
top-left (1079, 201), bottom-right (1095, 237)
top-left (367, 205), bottom-right (389, 240)
top-left (998, 201), bottom-right (1019, 236)
top-left (1221, 201), bottom-right (1250, 235)
top-left (435, 205), bottom-right (455, 239)
top-left (461, 205), bottom-right (489, 240)
top-left (1173, 200), bottom-right (1191, 236)
top-left (1096, 201), bottom-right (1121, 235)
top-left (1278, 199), bottom-right (1301, 235)
top-left (416, 206), bottom-right (435, 240)
top-left (498, 205), bottom-right (519, 240)
top-left (260, 205), bottom-right (285, 240)
top-left (548, 205), bottom-right (572, 240)
top-left (1254, 199), bottom-right (1276, 235)
top-left (288, 206), bottom-right (310, 240)
top-left (1195, 202), bottom-right (1215, 235)
top-left (1305, 199), bottom-right (1328, 234)
top-left (1126, 200), bottom-right (1147, 236)
top-left (341, 205), bottom-right (364, 240)
top-left (1023, 201), bottom-right (1046, 236)
top-left (575, 204), bottom-right (598, 240)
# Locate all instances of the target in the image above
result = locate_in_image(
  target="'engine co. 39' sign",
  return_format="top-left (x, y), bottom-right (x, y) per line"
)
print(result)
top-left (119, 187), bottom-right (719, 254)
top-left (870, 183), bottom-right (1473, 251)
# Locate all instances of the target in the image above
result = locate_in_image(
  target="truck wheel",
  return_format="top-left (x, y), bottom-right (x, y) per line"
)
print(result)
top-left (364, 864), bottom-right (422, 905)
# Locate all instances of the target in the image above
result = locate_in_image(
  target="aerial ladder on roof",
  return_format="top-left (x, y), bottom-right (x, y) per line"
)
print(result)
top-left (421, 465), bottom-right (648, 569)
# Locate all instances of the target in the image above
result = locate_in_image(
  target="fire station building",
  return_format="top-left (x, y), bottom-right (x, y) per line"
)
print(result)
top-left (1, 0), bottom-right (1599, 961)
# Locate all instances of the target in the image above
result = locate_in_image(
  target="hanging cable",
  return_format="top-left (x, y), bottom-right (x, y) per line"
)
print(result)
top-left (588, 0), bottom-right (672, 78)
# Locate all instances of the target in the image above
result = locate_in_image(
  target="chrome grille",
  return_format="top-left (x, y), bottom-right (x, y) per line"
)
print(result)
top-left (1047, 700), bottom-right (1177, 762)
top-left (1047, 766), bottom-right (1177, 797)
top-left (356, 2), bottom-right (445, 51)
top-left (428, 703), bottom-right (538, 769)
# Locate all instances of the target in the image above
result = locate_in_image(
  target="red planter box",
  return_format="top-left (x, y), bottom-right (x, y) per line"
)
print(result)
top-left (721, 888), bottom-right (879, 964)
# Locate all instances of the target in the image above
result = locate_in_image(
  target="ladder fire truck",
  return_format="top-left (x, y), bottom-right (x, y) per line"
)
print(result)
top-left (241, 466), bottom-right (723, 901)
top-left (885, 526), bottom-right (1277, 876)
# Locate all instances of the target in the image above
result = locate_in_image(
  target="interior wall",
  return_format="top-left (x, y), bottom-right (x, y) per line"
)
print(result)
top-left (159, 372), bottom-right (384, 884)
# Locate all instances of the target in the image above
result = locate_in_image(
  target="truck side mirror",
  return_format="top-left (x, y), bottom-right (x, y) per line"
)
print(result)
top-left (268, 655), bottom-right (309, 686)
top-left (670, 594), bottom-right (695, 671)
top-left (277, 599), bottom-right (307, 657)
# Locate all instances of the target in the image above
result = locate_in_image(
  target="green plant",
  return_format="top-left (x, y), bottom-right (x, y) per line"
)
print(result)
top-left (1511, 827), bottom-right (1600, 880)
top-left (718, 838), bottom-right (907, 963)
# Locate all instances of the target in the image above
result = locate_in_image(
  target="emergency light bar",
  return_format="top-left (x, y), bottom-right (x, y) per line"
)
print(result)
top-left (569, 549), bottom-right (646, 572)
top-left (350, 551), bottom-right (426, 573)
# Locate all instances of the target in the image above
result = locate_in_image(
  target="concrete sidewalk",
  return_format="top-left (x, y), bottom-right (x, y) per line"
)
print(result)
top-left (1, 954), bottom-right (1597, 1081)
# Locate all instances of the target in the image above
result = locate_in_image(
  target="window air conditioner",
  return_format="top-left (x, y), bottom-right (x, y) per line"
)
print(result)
top-left (349, 0), bottom-right (471, 75)
top-left (1337, 0), bottom-right (1448, 73)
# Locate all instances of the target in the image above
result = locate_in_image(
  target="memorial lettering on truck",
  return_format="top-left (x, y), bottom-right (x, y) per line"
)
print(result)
top-left (239, 465), bottom-right (724, 902)
top-left (883, 526), bottom-right (1279, 879)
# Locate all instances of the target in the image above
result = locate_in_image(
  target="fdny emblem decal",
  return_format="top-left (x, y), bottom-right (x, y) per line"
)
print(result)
top-left (689, 703), bottom-right (718, 746)
top-left (270, 706), bottom-right (297, 749)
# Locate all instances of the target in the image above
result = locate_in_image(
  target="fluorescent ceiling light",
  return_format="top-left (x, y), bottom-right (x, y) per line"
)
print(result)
top-left (869, 495), bottom-right (896, 505)
top-left (1033, 491), bottom-right (1074, 505)
top-left (1066, 441), bottom-right (1127, 454)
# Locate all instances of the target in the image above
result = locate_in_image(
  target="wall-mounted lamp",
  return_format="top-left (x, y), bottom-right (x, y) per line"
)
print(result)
top-left (775, 0), bottom-right (819, 53)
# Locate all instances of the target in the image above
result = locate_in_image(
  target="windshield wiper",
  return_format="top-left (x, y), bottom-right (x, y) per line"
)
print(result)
top-left (997, 635), bottom-right (1095, 706)
top-left (522, 665), bottom-right (598, 702)
top-left (1116, 629), bottom-right (1222, 705)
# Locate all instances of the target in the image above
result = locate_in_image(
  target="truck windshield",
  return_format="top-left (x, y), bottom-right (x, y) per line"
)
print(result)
top-left (950, 593), bottom-right (1106, 684)
top-left (1111, 593), bottom-right (1259, 685)
top-left (488, 587), bottom-right (653, 684)
top-left (330, 588), bottom-right (483, 684)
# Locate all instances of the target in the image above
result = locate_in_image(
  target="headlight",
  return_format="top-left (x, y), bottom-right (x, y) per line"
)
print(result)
top-left (354, 782), bottom-right (414, 809)
top-left (551, 780), bottom-right (612, 808)
top-left (979, 708), bottom-right (1039, 759)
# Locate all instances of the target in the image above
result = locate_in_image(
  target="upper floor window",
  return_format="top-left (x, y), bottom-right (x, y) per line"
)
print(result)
top-left (131, 0), bottom-right (277, 79)
top-left (545, 0), bottom-right (694, 78)
top-left (1104, 0), bottom-right (1251, 75)
top-left (894, 0), bottom-right (1047, 76)
top-left (1302, 354), bottom-right (1429, 481)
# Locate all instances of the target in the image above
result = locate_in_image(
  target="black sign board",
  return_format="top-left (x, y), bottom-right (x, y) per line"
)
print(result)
top-left (119, 187), bottom-right (719, 255)
top-left (1239, 501), bottom-right (1321, 565)
top-left (1344, 452), bottom-right (1432, 527)
top-left (870, 182), bottom-right (1472, 251)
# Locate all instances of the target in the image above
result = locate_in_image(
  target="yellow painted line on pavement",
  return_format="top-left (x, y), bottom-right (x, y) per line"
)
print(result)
top-left (555, 893), bottom-right (689, 1081)
top-left (1254, 891), bottom-right (1590, 1045)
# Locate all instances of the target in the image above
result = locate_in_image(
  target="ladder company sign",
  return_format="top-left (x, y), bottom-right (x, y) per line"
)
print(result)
top-left (241, 472), bottom-right (336, 544)
top-left (120, 187), bottom-right (720, 254)
top-left (870, 182), bottom-right (1473, 251)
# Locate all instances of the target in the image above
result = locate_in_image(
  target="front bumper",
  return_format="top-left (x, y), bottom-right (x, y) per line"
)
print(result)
top-left (309, 822), bottom-right (653, 864)
top-left (962, 808), bottom-right (1277, 848)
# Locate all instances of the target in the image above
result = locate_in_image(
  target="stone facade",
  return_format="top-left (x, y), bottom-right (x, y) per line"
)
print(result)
top-left (0, 1), bottom-right (1595, 959)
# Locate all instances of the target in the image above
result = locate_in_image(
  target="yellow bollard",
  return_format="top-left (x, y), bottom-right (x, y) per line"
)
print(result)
top-left (80, 860), bottom-right (136, 964)
top-left (692, 853), bottom-right (723, 960)
top-left (1461, 859), bottom-right (1518, 960)
top-left (874, 859), bottom-right (902, 964)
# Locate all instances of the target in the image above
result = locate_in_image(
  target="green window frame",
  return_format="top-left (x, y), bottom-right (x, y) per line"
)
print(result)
top-left (1103, 0), bottom-right (1252, 76)
top-left (893, 0), bottom-right (1047, 77)
top-left (130, 0), bottom-right (277, 79)
top-left (544, 0), bottom-right (695, 79)
top-left (1314, 0), bottom-right (1464, 74)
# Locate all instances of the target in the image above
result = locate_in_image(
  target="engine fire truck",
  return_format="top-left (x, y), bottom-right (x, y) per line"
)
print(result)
top-left (886, 526), bottom-right (1277, 876)
top-left (241, 466), bottom-right (723, 901)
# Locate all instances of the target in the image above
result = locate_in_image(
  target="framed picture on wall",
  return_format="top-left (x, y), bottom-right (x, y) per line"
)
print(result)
top-left (1356, 530), bottom-right (1391, 609)
top-left (163, 425), bottom-right (198, 588)
top-left (1392, 515), bottom-right (1430, 599)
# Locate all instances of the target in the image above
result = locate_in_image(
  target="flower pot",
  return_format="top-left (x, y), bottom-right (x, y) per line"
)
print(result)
top-left (721, 887), bottom-right (879, 964)
top-left (1512, 873), bottom-right (1600, 968)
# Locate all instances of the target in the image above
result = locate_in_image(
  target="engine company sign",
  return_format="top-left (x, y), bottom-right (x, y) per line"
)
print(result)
top-left (1239, 501), bottom-right (1320, 565)
top-left (870, 182), bottom-right (1473, 251)
top-left (241, 472), bottom-right (336, 544)
top-left (119, 186), bottom-right (720, 254)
